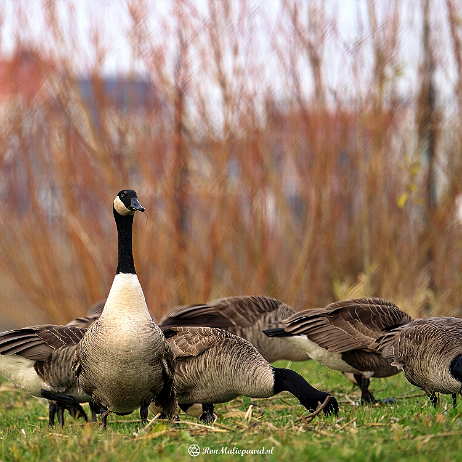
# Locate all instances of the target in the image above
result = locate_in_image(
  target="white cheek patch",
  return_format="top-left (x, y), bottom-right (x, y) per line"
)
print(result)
top-left (113, 196), bottom-right (134, 216)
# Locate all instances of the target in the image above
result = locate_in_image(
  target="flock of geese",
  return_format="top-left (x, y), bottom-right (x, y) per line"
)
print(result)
top-left (0, 189), bottom-right (461, 429)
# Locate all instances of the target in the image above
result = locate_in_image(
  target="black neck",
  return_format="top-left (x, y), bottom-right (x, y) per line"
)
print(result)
top-left (114, 207), bottom-right (136, 275)
top-left (450, 354), bottom-right (462, 383)
top-left (272, 367), bottom-right (338, 415)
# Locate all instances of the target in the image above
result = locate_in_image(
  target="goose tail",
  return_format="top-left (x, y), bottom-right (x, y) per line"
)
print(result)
top-left (262, 327), bottom-right (290, 338)
top-left (153, 347), bottom-right (178, 420)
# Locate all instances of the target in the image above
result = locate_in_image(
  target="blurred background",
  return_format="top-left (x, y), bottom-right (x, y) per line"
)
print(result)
top-left (0, 0), bottom-right (461, 329)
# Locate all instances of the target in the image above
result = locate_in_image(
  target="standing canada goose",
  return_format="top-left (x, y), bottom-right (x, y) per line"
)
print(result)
top-left (263, 298), bottom-right (413, 403)
top-left (160, 295), bottom-right (310, 363)
top-left (0, 322), bottom-right (93, 426)
top-left (73, 190), bottom-right (177, 429)
top-left (150, 326), bottom-right (338, 423)
top-left (377, 317), bottom-right (462, 406)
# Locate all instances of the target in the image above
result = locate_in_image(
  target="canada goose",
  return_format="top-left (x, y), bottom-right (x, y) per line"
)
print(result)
top-left (263, 298), bottom-right (413, 403)
top-left (160, 295), bottom-right (310, 363)
top-left (73, 190), bottom-right (177, 429)
top-left (377, 317), bottom-right (462, 406)
top-left (0, 322), bottom-right (93, 426)
top-left (46, 301), bottom-right (105, 424)
top-left (150, 326), bottom-right (338, 423)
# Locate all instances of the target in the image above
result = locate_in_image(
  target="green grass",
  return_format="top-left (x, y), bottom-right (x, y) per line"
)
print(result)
top-left (1, 360), bottom-right (462, 462)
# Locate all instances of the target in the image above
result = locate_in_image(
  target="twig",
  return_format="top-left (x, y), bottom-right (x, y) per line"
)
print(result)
top-left (337, 418), bottom-right (357, 431)
top-left (132, 413), bottom-right (162, 438)
top-left (141, 413), bottom-right (161, 432)
top-left (115, 419), bottom-right (143, 423)
top-left (208, 422), bottom-right (235, 431)
top-left (177, 421), bottom-right (229, 432)
top-left (412, 431), bottom-right (462, 441)
top-left (132, 429), bottom-right (172, 441)
top-left (310, 428), bottom-right (342, 439)
top-left (238, 420), bottom-right (262, 433)
top-left (46, 433), bottom-right (70, 439)
top-left (394, 392), bottom-right (426, 400)
top-left (296, 396), bottom-right (332, 425)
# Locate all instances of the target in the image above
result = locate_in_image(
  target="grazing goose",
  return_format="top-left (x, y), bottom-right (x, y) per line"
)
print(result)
top-left (0, 322), bottom-right (93, 426)
top-left (160, 295), bottom-right (310, 363)
top-left (73, 190), bottom-right (176, 429)
top-left (150, 326), bottom-right (338, 423)
top-left (377, 317), bottom-right (462, 406)
top-left (263, 298), bottom-right (413, 403)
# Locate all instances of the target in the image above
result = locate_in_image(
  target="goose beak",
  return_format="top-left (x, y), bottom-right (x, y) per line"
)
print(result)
top-left (129, 198), bottom-right (145, 212)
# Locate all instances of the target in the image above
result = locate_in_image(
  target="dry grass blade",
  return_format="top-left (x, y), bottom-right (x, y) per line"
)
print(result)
top-left (177, 421), bottom-right (229, 432)
top-left (131, 430), bottom-right (174, 441)
top-left (412, 431), bottom-right (462, 441)
top-left (243, 404), bottom-right (253, 423)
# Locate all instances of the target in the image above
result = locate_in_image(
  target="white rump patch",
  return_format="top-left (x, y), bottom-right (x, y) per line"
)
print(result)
top-left (184, 403), bottom-right (203, 418)
top-left (0, 355), bottom-right (42, 397)
top-left (280, 335), bottom-right (361, 374)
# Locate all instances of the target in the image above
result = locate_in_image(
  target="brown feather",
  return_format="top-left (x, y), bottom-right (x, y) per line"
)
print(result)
top-left (282, 298), bottom-right (412, 353)
top-left (377, 317), bottom-right (462, 395)
top-left (161, 296), bottom-right (309, 363)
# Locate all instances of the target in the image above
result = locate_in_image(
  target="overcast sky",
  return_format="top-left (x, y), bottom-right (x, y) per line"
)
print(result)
top-left (0, 0), bottom-right (455, 103)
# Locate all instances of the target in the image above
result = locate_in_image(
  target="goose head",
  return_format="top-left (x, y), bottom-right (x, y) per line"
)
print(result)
top-left (113, 190), bottom-right (145, 216)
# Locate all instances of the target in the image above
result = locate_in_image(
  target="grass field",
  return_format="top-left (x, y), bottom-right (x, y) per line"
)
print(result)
top-left (1, 359), bottom-right (462, 462)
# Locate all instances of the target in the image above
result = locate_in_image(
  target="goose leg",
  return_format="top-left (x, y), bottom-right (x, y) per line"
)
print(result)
top-left (57, 403), bottom-right (65, 427)
top-left (354, 375), bottom-right (396, 405)
top-left (140, 397), bottom-right (151, 424)
top-left (429, 392), bottom-right (438, 406)
top-left (67, 402), bottom-right (89, 422)
top-left (48, 401), bottom-right (57, 426)
top-left (354, 374), bottom-right (376, 404)
top-left (100, 405), bottom-right (109, 430)
top-left (41, 389), bottom-right (88, 424)
top-left (452, 394), bottom-right (457, 407)
top-left (199, 404), bottom-right (215, 424)
top-left (89, 401), bottom-right (99, 422)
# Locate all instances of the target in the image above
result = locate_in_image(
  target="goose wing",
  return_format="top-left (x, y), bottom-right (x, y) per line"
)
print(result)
top-left (282, 298), bottom-right (412, 353)
top-left (161, 295), bottom-right (293, 329)
top-left (0, 325), bottom-right (87, 361)
top-left (162, 326), bottom-right (227, 357)
top-left (66, 301), bottom-right (105, 328)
